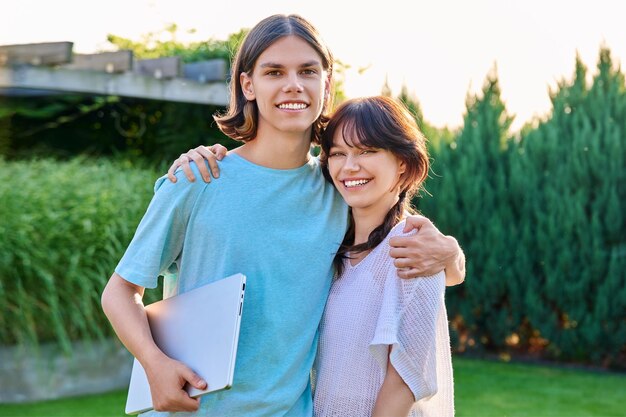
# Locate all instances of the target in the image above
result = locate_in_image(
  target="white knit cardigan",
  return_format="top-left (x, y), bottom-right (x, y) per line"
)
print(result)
top-left (313, 221), bottom-right (454, 417)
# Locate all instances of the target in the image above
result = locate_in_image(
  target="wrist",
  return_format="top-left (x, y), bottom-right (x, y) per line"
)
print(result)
top-left (443, 235), bottom-right (465, 285)
top-left (138, 345), bottom-right (167, 370)
top-left (444, 235), bottom-right (460, 263)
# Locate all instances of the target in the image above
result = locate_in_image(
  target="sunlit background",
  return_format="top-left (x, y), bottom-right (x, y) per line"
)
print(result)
top-left (2, 0), bottom-right (624, 131)
top-left (1, 2), bottom-right (625, 414)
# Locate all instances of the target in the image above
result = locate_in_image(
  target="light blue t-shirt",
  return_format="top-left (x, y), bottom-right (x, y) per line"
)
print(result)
top-left (115, 153), bottom-right (348, 417)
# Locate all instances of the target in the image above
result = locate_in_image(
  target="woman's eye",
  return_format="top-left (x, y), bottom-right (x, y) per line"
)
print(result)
top-left (302, 69), bottom-right (317, 75)
top-left (329, 152), bottom-right (344, 158)
top-left (266, 70), bottom-right (281, 76)
top-left (361, 149), bottom-right (376, 155)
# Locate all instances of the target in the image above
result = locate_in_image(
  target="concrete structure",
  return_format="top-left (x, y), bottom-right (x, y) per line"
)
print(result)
top-left (0, 42), bottom-right (229, 105)
top-left (0, 339), bottom-right (133, 403)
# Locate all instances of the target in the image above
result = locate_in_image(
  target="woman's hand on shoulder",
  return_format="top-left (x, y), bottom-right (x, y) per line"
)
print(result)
top-left (167, 144), bottom-right (228, 183)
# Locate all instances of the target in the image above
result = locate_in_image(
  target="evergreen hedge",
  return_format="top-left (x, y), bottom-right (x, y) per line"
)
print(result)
top-left (0, 158), bottom-right (160, 352)
top-left (420, 48), bottom-right (625, 367)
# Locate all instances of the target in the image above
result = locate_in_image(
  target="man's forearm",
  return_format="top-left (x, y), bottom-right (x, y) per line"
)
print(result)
top-left (444, 237), bottom-right (466, 286)
top-left (101, 273), bottom-right (163, 365)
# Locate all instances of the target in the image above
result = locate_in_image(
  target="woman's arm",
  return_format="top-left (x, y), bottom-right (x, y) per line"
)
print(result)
top-left (101, 273), bottom-right (206, 412)
top-left (167, 144), bottom-right (229, 183)
top-left (389, 215), bottom-right (466, 285)
top-left (372, 348), bottom-right (414, 417)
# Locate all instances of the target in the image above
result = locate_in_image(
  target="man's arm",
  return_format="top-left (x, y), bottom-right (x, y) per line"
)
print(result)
top-left (101, 273), bottom-right (206, 412)
top-left (389, 215), bottom-right (466, 285)
top-left (443, 236), bottom-right (466, 286)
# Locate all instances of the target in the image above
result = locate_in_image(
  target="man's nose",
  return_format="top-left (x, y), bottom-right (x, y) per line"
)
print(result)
top-left (283, 72), bottom-right (304, 93)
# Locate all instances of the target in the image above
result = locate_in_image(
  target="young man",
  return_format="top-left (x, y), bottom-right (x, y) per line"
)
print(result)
top-left (102, 14), bottom-right (464, 417)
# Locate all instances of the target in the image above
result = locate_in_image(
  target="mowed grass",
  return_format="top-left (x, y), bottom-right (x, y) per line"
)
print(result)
top-left (0, 357), bottom-right (623, 417)
top-left (0, 389), bottom-right (126, 417)
top-left (454, 357), bottom-right (624, 417)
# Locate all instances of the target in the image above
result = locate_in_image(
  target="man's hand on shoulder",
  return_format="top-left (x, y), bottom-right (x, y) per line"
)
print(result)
top-left (389, 215), bottom-right (466, 285)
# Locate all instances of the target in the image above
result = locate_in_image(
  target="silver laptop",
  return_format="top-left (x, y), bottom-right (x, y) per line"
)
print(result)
top-left (125, 273), bottom-right (247, 415)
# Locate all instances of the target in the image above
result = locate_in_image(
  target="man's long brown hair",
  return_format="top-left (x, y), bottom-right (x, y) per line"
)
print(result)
top-left (214, 14), bottom-right (334, 144)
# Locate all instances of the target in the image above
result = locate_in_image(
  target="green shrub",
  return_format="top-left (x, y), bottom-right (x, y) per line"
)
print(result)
top-left (420, 48), bottom-right (626, 367)
top-left (0, 157), bottom-right (160, 352)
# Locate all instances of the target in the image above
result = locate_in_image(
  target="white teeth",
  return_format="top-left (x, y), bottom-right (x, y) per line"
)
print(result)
top-left (278, 102), bottom-right (307, 110)
top-left (344, 179), bottom-right (370, 188)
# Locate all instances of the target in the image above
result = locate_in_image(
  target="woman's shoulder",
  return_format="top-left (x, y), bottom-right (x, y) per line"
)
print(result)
top-left (384, 219), bottom-right (414, 242)
top-left (367, 220), bottom-right (413, 265)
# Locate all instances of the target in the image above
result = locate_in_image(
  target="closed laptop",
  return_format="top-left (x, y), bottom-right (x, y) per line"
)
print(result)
top-left (125, 273), bottom-right (246, 415)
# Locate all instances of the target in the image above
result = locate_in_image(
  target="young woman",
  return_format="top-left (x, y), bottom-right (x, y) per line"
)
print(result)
top-left (102, 14), bottom-right (463, 417)
top-left (313, 96), bottom-right (453, 417)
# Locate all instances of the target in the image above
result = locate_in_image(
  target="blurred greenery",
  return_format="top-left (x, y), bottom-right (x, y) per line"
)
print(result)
top-left (0, 357), bottom-right (623, 416)
top-left (419, 47), bottom-right (625, 368)
top-left (107, 24), bottom-right (246, 64)
top-left (0, 157), bottom-right (160, 351)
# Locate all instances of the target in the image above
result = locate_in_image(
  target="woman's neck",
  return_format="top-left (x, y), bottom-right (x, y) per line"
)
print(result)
top-left (233, 126), bottom-right (313, 169)
top-left (352, 209), bottom-right (388, 245)
top-left (351, 195), bottom-right (401, 245)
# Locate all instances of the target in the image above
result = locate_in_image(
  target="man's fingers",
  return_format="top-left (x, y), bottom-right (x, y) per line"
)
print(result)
top-left (155, 392), bottom-right (200, 413)
top-left (396, 267), bottom-right (420, 279)
top-left (389, 236), bottom-right (414, 249)
top-left (389, 247), bottom-right (407, 260)
top-left (183, 368), bottom-right (207, 390)
top-left (393, 257), bottom-right (411, 269)
top-left (165, 367), bottom-right (205, 412)
top-left (402, 214), bottom-right (428, 233)
top-left (179, 395), bottom-right (201, 411)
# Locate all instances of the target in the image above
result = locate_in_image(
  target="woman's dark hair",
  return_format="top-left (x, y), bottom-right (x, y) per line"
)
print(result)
top-left (214, 14), bottom-right (334, 144)
top-left (319, 96), bottom-right (430, 275)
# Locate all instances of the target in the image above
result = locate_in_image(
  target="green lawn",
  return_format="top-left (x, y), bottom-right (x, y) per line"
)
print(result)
top-left (0, 357), bottom-right (623, 417)
top-left (454, 358), bottom-right (624, 417)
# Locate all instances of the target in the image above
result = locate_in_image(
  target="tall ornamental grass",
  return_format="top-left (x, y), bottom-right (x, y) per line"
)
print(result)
top-left (0, 157), bottom-right (159, 352)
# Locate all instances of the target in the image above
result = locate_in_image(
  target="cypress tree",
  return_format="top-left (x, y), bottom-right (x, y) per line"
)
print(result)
top-left (421, 67), bottom-right (516, 352)
top-left (412, 48), bottom-right (625, 366)
top-left (514, 48), bottom-right (626, 365)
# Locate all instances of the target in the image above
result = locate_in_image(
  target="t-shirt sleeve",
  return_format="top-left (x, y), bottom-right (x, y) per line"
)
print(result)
top-left (369, 268), bottom-right (447, 402)
top-left (114, 164), bottom-right (208, 289)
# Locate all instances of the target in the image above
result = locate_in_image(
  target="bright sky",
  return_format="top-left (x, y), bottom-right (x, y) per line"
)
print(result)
top-left (2, 0), bottom-right (624, 131)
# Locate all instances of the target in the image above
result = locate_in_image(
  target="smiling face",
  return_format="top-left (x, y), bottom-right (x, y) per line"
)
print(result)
top-left (327, 126), bottom-right (406, 217)
top-left (239, 35), bottom-right (329, 141)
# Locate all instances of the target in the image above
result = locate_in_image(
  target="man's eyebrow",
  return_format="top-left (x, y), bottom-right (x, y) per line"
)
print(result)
top-left (258, 60), bottom-right (322, 68)
top-left (299, 60), bottom-right (322, 68)
top-left (258, 62), bottom-right (285, 68)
